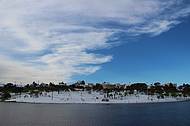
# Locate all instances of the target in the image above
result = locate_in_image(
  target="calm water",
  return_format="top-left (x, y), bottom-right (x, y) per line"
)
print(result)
top-left (0, 102), bottom-right (190, 126)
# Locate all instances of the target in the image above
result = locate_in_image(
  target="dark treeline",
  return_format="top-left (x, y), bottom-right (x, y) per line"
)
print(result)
top-left (1, 81), bottom-right (190, 100)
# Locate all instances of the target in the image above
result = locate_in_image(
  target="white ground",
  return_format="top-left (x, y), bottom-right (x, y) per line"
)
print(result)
top-left (6, 91), bottom-right (190, 104)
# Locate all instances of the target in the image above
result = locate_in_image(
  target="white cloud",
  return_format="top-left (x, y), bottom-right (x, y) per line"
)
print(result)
top-left (0, 0), bottom-right (190, 83)
top-left (128, 20), bottom-right (180, 36)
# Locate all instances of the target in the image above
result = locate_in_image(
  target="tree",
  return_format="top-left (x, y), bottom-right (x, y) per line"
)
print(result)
top-left (130, 83), bottom-right (148, 93)
top-left (1, 91), bottom-right (11, 101)
top-left (163, 83), bottom-right (177, 94)
top-left (154, 82), bottom-right (164, 94)
top-left (181, 84), bottom-right (190, 96)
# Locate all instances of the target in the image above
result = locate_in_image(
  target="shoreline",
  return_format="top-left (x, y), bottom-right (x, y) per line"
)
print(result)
top-left (5, 92), bottom-right (190, 105)
top-left (3, 99), bottom-right (190, 105)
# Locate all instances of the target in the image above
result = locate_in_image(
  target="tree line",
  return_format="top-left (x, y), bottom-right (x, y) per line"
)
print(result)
top-left (1, 81), bottom-right (190, 101)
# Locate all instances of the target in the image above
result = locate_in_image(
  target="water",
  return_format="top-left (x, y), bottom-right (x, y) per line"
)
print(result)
top-left (0, 102), bottom-right (190, 126)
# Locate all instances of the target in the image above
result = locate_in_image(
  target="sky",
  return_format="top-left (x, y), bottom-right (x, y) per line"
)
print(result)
top-left (0, 0), bottom-right (190, 84)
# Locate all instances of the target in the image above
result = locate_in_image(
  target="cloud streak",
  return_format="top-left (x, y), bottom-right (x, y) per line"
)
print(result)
top-left (0, 0), bottom-right (190, 83)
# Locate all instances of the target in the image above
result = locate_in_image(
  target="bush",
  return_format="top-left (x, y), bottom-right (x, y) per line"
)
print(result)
top-left (171, 93), bottom-right (178, 97)
top-left (1, 92), bottom-right (11, 101)
top-left (160, 94), bottom-right (164, 99)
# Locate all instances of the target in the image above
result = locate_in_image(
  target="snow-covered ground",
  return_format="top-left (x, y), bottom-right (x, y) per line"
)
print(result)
top-left (6, 91), bottom-right (190, 104)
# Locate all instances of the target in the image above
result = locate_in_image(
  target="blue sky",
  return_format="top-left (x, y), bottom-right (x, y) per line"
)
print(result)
top-left (0, 0), bottom-right (190, 84)
top-left (74, 16), bottom-right (190, 84)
